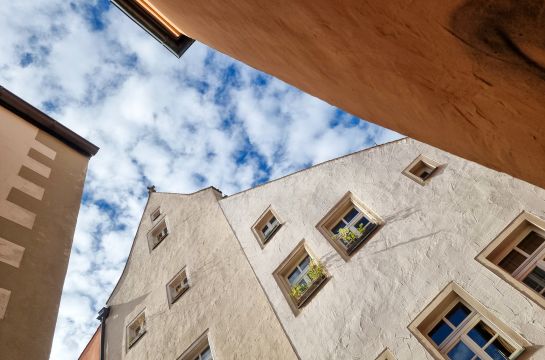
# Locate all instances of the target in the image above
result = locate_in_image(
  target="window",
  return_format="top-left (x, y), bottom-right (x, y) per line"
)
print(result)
top-left (127, 311), bottom-right (146, 350)
top-left (403, 155), bottom-right (441, 185)
top-left (147, 218), bottom-right (169, 250)
top-left (273, 241), bottom-right (329, 315)
top-left (252, 207), bottom-right (283, 248)
top-left (477, 211), bottom-right (545, 309)
top-left (150, 207), bottom-right (161, 222)
top-left (167, 268), bottom-right (190, 305)
top-left (375, 348), bottom-right (396, 360)
top-left (409, 283), bottom-right (529, 360)
top-left (317, 192), bottom-right (382, 260)
top-left (178, 330), bottom-right (213, 360)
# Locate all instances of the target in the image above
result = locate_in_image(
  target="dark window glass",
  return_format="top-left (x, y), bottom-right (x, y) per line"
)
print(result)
top-left (522, 266), bottom-right (545, 293)
top-left (517, 231), bottom-right (544, 255)
top-left (299, 255), bottom-right (311, 270)
top-left (429, 320), bottom-right (453, 346)
top-left (261, 224), bottom-right (269, 234)
top-left (355, 216), bottom-right (370, 230)
top-left (446, 303), bottom-right (471, 327)
top-left (343, 208), bottom-right (359, 223)
top-left (484, 337), bottom-right (514, 360)
top-left (420, 170), bottom-right (431, 179)
top-left (468, 321), bottom-right (495, 347)
top-left (498, 250), bottom-right (527, 274)
top-left (447, 341), bottom-right (475, 360)
top-left (270, 216), bottom-right (277, 224)
top-left (331, 220), bottom-right (345, 235)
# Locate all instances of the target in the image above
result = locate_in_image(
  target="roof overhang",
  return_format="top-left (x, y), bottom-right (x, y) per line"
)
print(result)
top-left (0, 86), bottom-right (99, 157)
top-left (111, 0), bottom-right (194, 58)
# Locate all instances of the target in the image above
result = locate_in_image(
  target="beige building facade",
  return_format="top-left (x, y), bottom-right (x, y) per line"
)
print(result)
top-left (111, 0), bottom-right (545, 194)
top-left (93, 138), bottom-right (544, 359)
top-left (0, 87), bottom-right (98, 359)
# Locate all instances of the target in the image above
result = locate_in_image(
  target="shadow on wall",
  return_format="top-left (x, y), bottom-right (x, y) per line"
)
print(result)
top-left (450, 0), bottom-right (545, 82)
top-left (105, 293), bottom-right (150, 358)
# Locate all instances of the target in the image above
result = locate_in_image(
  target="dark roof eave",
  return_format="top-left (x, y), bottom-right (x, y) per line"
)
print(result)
top-left (0, 86), bottom-right (99, 157)
top-left (111, 0), bottom-right (195, 58)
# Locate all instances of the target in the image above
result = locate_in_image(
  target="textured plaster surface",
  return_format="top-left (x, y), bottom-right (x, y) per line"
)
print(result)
top-left (105, 189), bottom-right (298, 360)
top-left (219, 138), bottom-right (545, 359)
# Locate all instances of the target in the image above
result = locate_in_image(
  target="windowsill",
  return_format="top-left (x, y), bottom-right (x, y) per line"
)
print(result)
top-left (262, 223), bottom-right (282, 244)
top-left (293, 274), bottom-right (327, 308)
top-left (343, 223), bottom-right (379, 255)
top-left (128, 330), bottom-right (147, 349)
top-left (170, 285), bottom-right (190, 305)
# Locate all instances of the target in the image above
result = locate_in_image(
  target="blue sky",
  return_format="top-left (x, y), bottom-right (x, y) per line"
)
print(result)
top-left (0, 1), bottom-right (401, 358)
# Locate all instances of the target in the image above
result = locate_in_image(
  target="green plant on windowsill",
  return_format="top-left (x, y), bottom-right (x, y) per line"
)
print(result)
top-left (289, 260), bottom-right (326, 300)
top-left (336, 223), bottom-right (366, 245)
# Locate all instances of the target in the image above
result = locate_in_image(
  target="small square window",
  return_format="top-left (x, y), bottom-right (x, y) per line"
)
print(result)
top-left (273, 241), bottom-right (329, 315)
top-left (147, 218), bottom-right (169, 250)
top-left (317, 192), bottom-right (382, 261)
top-left (375, 348), bottom-right (396, 360)
top-left (127, 311), bottom-right (146, 350)
top-left (178, 330), bottom-right (214, 360)
top-left (252, 207), bottom-right (283, 248)
top-left (167, 268), bottom-right (190, 305)
top-left (150, 207), bottom-right (161, 222)
top-left (477, 211), bottom-right (545, 309)
top-left (402, 155), bottom-right (441, 185)
top-left (409, 282), bottom-right (529, 360)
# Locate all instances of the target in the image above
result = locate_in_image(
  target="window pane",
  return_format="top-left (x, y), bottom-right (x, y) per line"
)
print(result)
top-left (522, 266), bottom-right (545, 293)
top-left (428, 320), bottom-right (453, 346)
top-left (446, 302), bottom-right (471, 327)
top-left (447, 340), bottom-right (476, 360)
top-left (299, 255), bottom-right (311, 271)
top-left (331, 220), bottom-right (345, 235)
top-left (343, 208), bottom-right (359, 223)
top-left (498, 250), bottom-right (527, 274)
top-left (484, 337), bottom-right (515, 360)
top-left (288, 268), bottom-right (301, 285)
top-left (355, 216), bottom-right (370, 230)
top-left (261, 224), bottom-right (269, 234)
top-left (468, 321), bottom-right (495, 348)
top-left (517, 231), bottom-right (545, 255)
top-left (200, 345), bottom-right (212, 360)
top-left (269, 216), bottom-right (277, 225)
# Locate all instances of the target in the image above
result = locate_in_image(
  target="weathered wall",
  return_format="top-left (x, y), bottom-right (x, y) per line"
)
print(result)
top-left (219, 138), bottom-right (545, 359)
top-left (140, 0), bottom-right (545, 191)
top-left (105, 189), bottom-right (298, 360)
top-left (0, 107), bottom-right (90, 359)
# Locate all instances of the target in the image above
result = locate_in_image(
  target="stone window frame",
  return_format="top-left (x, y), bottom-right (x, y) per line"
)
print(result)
top-left (147, 215), bottom-right (170, 251)
top-left (408, 282), bottom-right (529, 360)
top-left (375, 348), bottom-right (397, 360)
top-left (251, 205), bottom-right (284, 249)
top-left (150, 207), bottom-right (161, 222)
top-left (476, 211), bottom-right (545, 310)
top-left (177, 329), bottom-right (215, 360)
top-left (273, 240), bottom-right (329, 316)
top-left (126, 310), bottom-right (147, 351)
top-left (316, 191), bottom-right (383, 261)
top-left (402, 154), bottom-right (441, 185)
top-left (167, 267), bottom-right (190, 306)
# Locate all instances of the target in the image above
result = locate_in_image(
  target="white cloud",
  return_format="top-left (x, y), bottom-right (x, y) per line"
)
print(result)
top-left (0, 1), bottom-right (402, 359)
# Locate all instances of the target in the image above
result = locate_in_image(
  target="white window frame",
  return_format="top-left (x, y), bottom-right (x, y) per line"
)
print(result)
top-left (147, 217), bottom-right (170, 251)
top-left (262, 215), bottom-right (280, 242)
top-left (167, 268), bottom-right (190, 305)
top-left (425, 299), bottom-right (522, 360)
top-left (251, 206), bottom-right (284, 248)
top-left (316, 192), bottom-right (383, 261)
top-left (477, 211), bottom-right (545, 309)
top-left (126, 311), bottom-right (146, 350)
top-left (409, 282), bottom-right (530, 360)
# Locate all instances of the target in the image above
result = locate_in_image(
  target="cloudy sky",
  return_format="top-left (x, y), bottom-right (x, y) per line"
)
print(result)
top-left (0, 1), bottom-right (402, 358)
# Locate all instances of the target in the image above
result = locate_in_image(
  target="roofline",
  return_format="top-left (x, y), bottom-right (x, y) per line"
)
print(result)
top-left (225, 137), bottom-right (407, 198)
top-left (111, 0), bottom-right (194, 58)
top-left (0, 86), bottom-right (99, 157)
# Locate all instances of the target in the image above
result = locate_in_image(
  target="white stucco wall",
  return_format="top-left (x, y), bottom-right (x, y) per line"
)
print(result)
top-left (219, 138), bottom-right (545, 360)
top-left (105, 188), bottom-right (298, 360)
